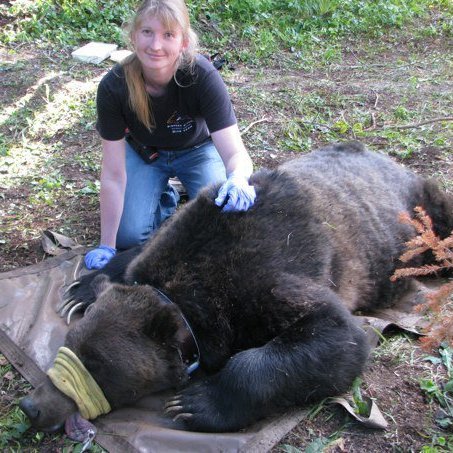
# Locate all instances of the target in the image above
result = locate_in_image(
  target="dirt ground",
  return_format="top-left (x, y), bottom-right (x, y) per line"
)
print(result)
top-left (275, 340), bottom-right (451, 452)
top-left (1, 15), bottom-right (452, 452)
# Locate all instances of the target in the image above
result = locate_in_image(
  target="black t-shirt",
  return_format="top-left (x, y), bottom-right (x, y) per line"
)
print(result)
top-left (96, 54), bottom-right (237, 150)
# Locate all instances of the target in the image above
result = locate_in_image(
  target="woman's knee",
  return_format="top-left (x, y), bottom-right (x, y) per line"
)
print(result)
top-left (116, 222), bottom-right (149, 250)
top-left (116, 184), bottom-right (179, 250)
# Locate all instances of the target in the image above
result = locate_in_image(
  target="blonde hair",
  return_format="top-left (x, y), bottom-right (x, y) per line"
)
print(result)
top-left (122, 0), bottom-right (199, 130)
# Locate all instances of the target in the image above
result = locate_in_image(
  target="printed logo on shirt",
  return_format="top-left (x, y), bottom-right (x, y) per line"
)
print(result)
top-left (167, 111), bottom-right (195, 134)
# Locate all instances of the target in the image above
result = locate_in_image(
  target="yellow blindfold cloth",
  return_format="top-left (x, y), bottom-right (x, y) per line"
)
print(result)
top-left (47, 347), bottom-right (111, 420)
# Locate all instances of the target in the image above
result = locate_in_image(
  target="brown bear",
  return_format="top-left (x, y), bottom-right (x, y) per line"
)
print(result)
top-left (20, 142), bottom-right (453, 435)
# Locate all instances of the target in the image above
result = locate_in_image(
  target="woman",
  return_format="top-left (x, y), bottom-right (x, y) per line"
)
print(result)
top-left (85, 0), bottom-right (256, 270)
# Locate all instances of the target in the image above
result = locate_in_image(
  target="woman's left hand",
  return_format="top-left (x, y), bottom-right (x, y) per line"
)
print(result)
top-left (215, 173), bottom-right (256, 212)
top-left (210, 124), bottom-right (256, 212)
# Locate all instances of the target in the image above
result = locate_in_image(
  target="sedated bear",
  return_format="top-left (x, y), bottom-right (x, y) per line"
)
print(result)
top-left (20, 142), bottom-right (453, 435)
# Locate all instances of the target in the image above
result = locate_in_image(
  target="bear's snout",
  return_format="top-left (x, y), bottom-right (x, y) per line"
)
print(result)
top-left (20, 396), bottom-right (63, 432)
top-left (19, 395), bottom-right (40, 420)
top-left (19, 378), bottom-right (78, 431)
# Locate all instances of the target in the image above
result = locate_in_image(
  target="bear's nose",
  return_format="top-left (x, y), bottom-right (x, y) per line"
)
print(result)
top-left (19, 396), bottom-right (40, 421)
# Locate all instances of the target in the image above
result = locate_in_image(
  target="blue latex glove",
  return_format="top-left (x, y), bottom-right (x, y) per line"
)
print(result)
top-left (215, 173), bottom-right (256, 212)
top-left (84, 245), bottom-right (116, 270)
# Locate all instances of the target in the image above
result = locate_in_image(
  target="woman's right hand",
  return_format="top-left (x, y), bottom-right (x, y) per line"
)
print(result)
top-left (84, 245), bottom-right (116, 269)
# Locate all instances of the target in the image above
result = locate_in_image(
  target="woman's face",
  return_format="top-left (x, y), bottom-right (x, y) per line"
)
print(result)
top-left (133, 15), bottom-right (187, 78)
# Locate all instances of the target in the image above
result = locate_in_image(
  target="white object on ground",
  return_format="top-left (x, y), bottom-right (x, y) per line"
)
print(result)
top-left (110, 49), bottom-right (133, 63)
top-left (71, 42), bottom-right (118, 65)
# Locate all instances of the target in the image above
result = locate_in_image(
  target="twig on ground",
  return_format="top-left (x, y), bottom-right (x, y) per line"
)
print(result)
top-left (240, 117), bottom-right (270, 136)
top-left (373, 91), bottom-right (379, 109)
top-left (199, 17), bottom-right (223, 36)
top-left (369, 112), bottom-right (377, 130)
top-left (338, 60), bottom-right (422, 70)
top-left (384, 117), bottom-right (453, 130)
top-left (336, 63), bottom-right (388, 70)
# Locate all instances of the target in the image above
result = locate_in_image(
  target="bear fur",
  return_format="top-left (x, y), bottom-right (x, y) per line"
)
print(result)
top-left (20, 142), bottom-right (453, 433)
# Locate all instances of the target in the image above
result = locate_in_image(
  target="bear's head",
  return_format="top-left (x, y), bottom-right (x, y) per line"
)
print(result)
top-left (20, 280), bottom-right (191, 433)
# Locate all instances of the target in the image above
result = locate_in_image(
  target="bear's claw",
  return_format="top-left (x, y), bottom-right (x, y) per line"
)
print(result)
top-left (57, 297), bottom-right (85, 324)
top-left (67, 302), bottom-right (84, 324)
top-left (58, 298), bottom-right (78, 316)
top-left (173, 412), bottom-right (193, 421)
top-left (58, 280), bottom-right (90, 323)
top-left (63, 280), bottom-right (80, 297)
top-left (164, 398), bottom-right (182, 412)
top-left (165, 398), bottom-right (194, 422)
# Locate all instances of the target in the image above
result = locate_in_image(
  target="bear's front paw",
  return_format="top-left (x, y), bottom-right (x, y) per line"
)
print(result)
top-left (57, 279), bottom-right (95, 324)
top-left (165, 382), bottom-right (225, 431)
top-left (164, 397), bottom-right (193, 422)
top-left (164, 380), bottom-right (253, 432)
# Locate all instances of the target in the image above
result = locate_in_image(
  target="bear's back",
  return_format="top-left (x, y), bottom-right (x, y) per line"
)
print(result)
top-left (279, 142), bottom-right (419, 208)
top-left (130, 143), bottom-right (422, 324)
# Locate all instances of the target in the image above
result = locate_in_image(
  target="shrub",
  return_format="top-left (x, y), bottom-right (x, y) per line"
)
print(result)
top-left (2, 0), bottom-right (135, 46)
top-left (2, 0), bottom-right (450, 58)
top-left (391, 207), bottom-right (453, 350)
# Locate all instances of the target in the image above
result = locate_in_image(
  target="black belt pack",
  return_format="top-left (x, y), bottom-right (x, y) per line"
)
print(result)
top-left (126, 135), bottom-right (159, 164)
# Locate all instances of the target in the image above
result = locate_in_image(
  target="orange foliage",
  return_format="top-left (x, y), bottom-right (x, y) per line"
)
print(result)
top-left (391, 207), bottom-right (453, 350)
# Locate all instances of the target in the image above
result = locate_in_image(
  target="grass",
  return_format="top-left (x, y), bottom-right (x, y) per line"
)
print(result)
top-left (421, 345), bottom-right (453, 430)
top-left (187, 0), bottom-right (452, 64)
top-left (277, 337), bottom-right (453, 451)
top-left (0, 72), bottom-right (99, 184)
top-left (0, 0), bottom-right (452, 450)
top-left (1, 0), bottom-right (452, 63)
top-left (418, 345), bottom-right (453, 452)
top-left (0, 0), bottom-right (135, 46)
top-left (0, 354), bottom-right (39, 450)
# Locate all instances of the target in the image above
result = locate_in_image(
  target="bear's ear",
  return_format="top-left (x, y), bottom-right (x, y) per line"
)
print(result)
top-left (142, 305), bottom-right (182, 344)
top-left (90, 274), bottom-right (111, 298)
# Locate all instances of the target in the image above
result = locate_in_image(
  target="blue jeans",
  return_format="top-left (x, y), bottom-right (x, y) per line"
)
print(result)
top-left (116, 139), bottom-right (226, 249)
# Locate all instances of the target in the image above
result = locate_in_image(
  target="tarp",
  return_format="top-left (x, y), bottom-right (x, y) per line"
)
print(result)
top-left (0, 238), bottom-right (434, 452)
